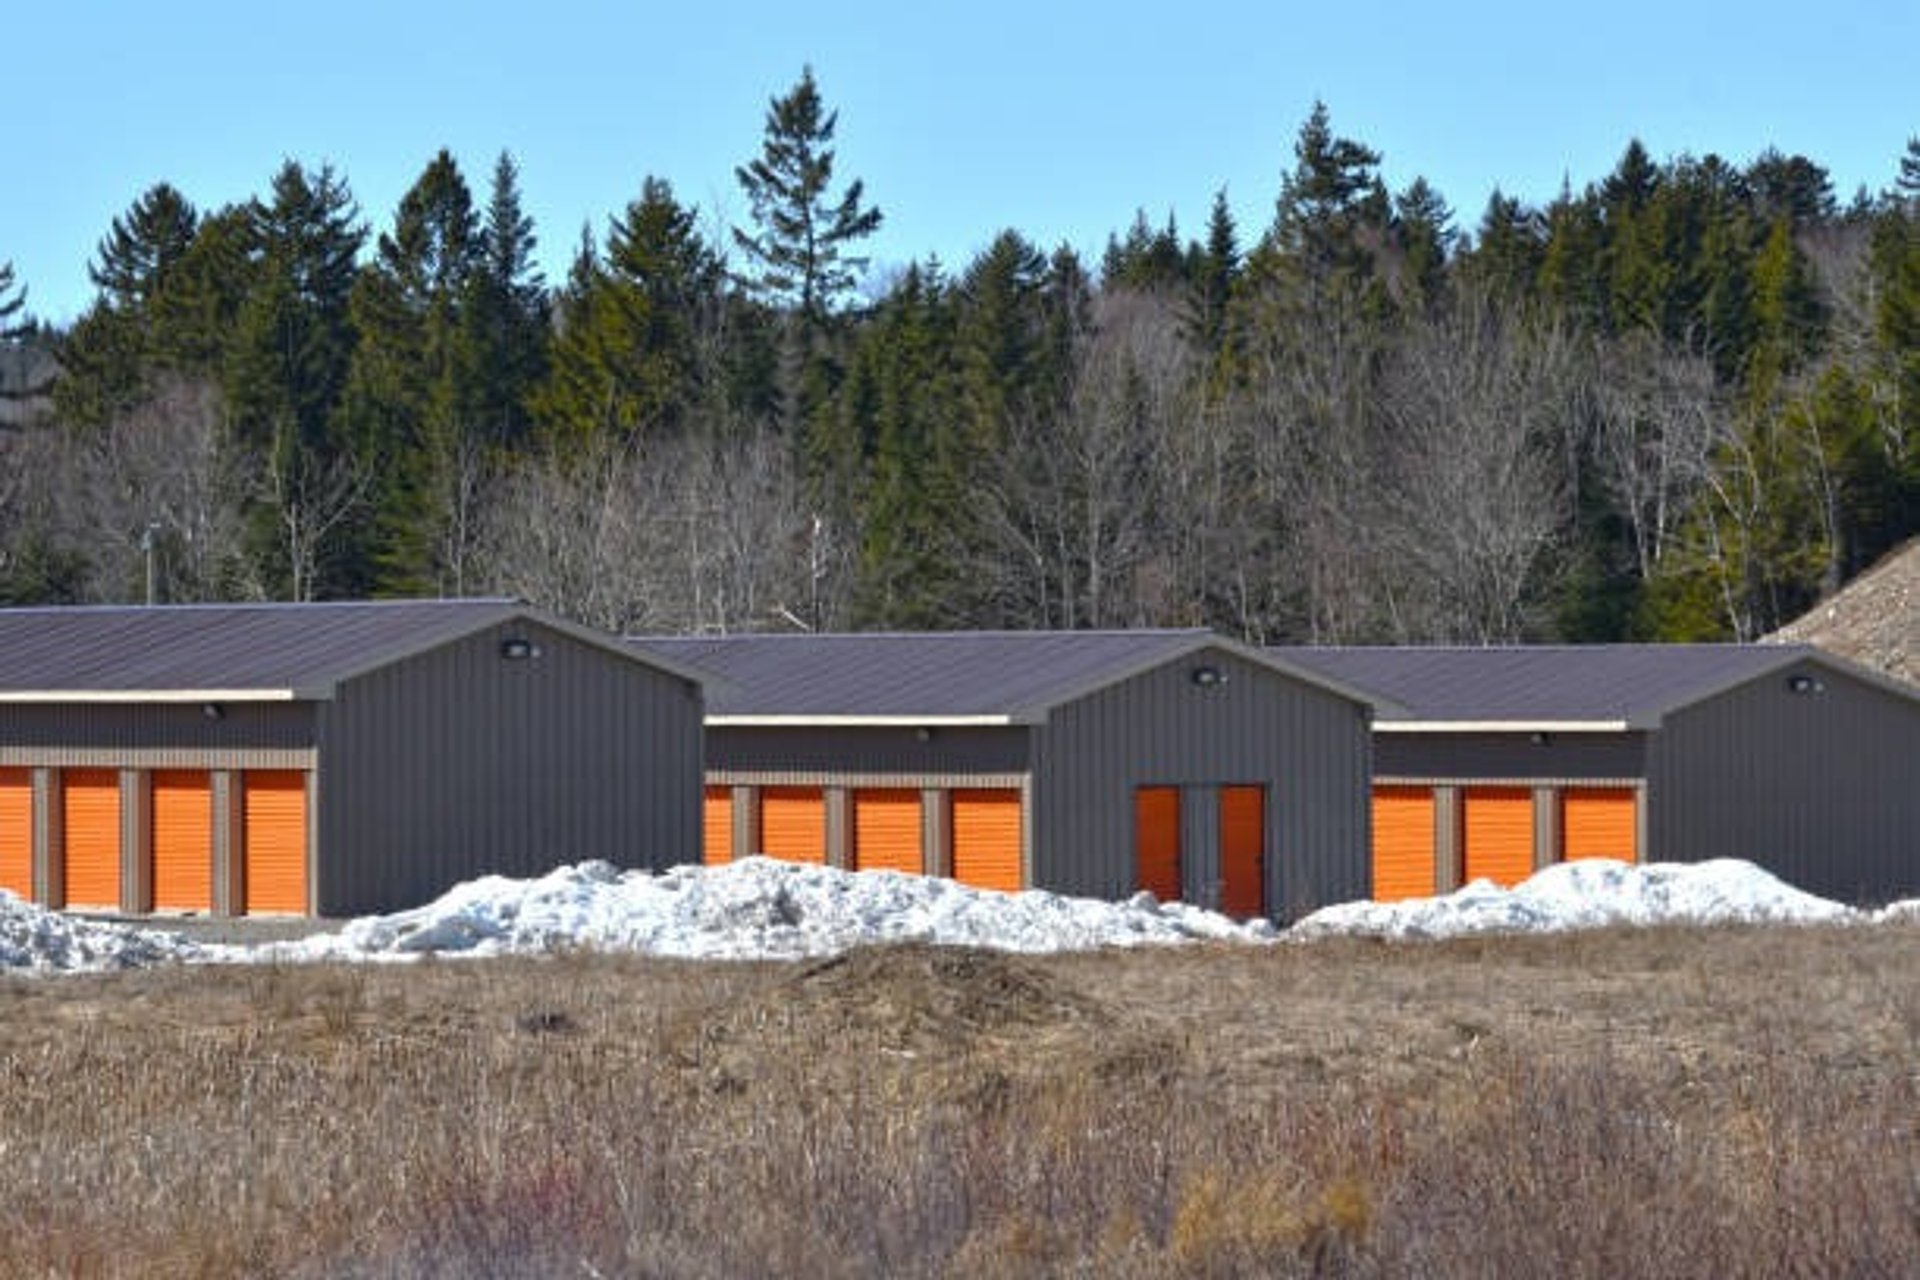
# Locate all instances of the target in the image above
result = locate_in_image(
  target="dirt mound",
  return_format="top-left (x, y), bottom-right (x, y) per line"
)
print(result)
top-left (669, 942), bottom-right (1169, 1092)
top-left (1769, 539), bottom-right (1919, 687)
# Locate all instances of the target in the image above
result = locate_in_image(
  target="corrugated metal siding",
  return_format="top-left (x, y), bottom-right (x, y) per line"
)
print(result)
top-left (0, 703), bottom-right (315, 755)
top-left (705, 726), bottom-right (1028, 776)
top-left (1032, 647), bottom-right (1371, 919)
top-left (1649, 661), bottom-right (1920, 903)
top-left (1375, 732), bottom-right (1647, 781)
top-left (314, 619), bottom-right (704, 917)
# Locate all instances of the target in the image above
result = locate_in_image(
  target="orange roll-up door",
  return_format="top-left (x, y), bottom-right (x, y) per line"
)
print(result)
top-left (1372, 786), bottom-right (1437, 902)
top-left (853, 788), bottom-right (923, 875)
top-left (62, 769), bottom-right (122, 911)
top-left (1463, 786), bottom-right (1534, 888)
top-left (1135, 786), bottom-right (1181, 903)
top-left (1561, 787), bottom-right (1638, 863)
top-left (151, 770), bottom-right (214, 912)
top-left (952, 789), bottom-right (1023, 893)
top-left (1219, 785), bottom-right (1265, 919)
top-left (0, 768), bottom-right (30, 900)
top-left (243, 771), bottom-right (309, 915)
top-left (759, 787), bottom-right (826, 864)
top-left (703, 786), bottom-right (734, 866)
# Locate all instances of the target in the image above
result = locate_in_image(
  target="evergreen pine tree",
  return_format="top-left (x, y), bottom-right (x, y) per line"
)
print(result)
top-left (467, 152), bottom-right (549, 449)
top-left (341, 150), bottom-right (487, 594)
top-left (535, 178), bottom-right (722, 446)
top-left (223, 161), bottom-right (367, 598)
top-left (1391, 177), bottom-right (1455, 312)
top-left (732, 65), bottom-right (883, 327)
top-left (1183, 188), bottom-right (1241, 359)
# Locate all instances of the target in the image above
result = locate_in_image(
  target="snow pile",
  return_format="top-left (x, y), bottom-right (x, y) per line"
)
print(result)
top-left (250, 857), bottom-right (1276, 964)
top-left (1292, 858), bottom-right (1861, 940)
top-left (4, 858), bottom-right (1913, 974)
top-left (0, 890), bottom-right (207, 973)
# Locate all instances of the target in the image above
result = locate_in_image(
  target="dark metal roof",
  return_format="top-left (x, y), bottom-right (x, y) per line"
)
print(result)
top-left (0, 600), bottom-right (702, 700)
top-left (630, 630), bottom-right (1378, 722)
top-left (1271, 643), bottom-right (1853, 729)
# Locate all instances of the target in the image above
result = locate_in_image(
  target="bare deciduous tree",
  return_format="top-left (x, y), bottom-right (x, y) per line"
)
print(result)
top-left (1375, 294), bottom-right (1578, 642)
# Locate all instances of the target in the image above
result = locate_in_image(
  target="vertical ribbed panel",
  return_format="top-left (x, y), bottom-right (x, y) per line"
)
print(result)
top-left (1650, 663), bottom-right (1920, 902)
top-left (1032, 648), bottom-right (1371, 919)
top-left (314, 620), bottom-right (703, 916)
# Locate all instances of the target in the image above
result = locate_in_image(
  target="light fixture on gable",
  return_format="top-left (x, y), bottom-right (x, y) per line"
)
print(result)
top-left (500, 637), bottom-right (541, 661)
top-left (1190, 665), bottom-right (1228, 690)
top-left (1785, 673), bottom-right (1824, 695)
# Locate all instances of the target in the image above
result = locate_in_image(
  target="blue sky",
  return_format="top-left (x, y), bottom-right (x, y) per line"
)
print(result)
top-left (7, 1), bottom-right (1915, 325)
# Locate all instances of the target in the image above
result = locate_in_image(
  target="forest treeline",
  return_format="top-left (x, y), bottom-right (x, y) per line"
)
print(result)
top-left (2, 70), bottom-right (1918, 642)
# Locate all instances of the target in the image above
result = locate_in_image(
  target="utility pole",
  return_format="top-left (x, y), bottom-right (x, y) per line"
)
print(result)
top-left (141, 522), bottom-right (160, 605)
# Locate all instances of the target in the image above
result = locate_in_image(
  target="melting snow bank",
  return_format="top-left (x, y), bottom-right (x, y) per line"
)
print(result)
top-left (0, 890), bottom-right (207, 973)
top-left (4, 859), bottom-right (1916, 973)
top-left (247, 857), bottom-right (1276, 964)
top-left (1292, 858), bottom-right (1869, 940)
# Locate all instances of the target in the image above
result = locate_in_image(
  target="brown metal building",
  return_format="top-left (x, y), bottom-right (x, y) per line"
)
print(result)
top-left (1276, 644), bottom-right (1920, 905)
top-left (630, 630), bottom-right (1381, 920)
top-left (0, 600), bottom-right (706, 918)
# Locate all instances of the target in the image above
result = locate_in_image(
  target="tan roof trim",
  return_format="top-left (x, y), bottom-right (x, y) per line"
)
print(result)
top-left (1375, 719), bottom-right (1632, 734)
top-left (707, 713), bottom-right (1021, 728)
top-left (0, 689), bottom-right (303, 704)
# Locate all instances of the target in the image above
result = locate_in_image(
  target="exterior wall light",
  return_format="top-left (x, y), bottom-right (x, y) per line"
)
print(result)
top-left (1190, 665), bottom-right (1227, 689)
top-left (500, 637), bottom-right (540, 661)
top-left (1786, 673), bottom-right (1824, 695)
top-left (201, 702), bottom-right (225, 721)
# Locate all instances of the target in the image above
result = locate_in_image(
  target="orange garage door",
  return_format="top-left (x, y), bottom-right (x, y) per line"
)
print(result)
top-left (243, 771), bottom-right (309, 915)
top-left (0, 768), bottom-right (30, 900)
top-left (1561, 787), bottom-right (1638, 863)
top-left (853, 788), bottom-right (923, 875)
top-left (1463, 786), bottom-right (1535, 888)
top-left (151, 770), bottom-right (214, 913)
top-left (62, 769), bottom-right (122, 911)
top-left (1135, 786), bottom-right (1181, 902)
top-left (1219, 786), bottom-right (1265, 919)
top-left (1372, 786), bottom-right (1437, 902)
top-left (952, 790), bottom-right (1022, 893)
top-left (703, 786), bottom-right (734, 865)
top-left (759, 787), bottom-right (826, 864)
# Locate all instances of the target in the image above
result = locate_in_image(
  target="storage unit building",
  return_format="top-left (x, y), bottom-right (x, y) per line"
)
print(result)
top-left (0, 600), bottom-right (706, 918)
top-left (1276, 644), bottom-right (1920, 905)
top-left (631, 630), bottom-right (1381, 921)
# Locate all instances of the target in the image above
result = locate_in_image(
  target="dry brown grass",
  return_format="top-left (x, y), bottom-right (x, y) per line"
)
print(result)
top-left (1, 925), bottom-right (1915, 1277)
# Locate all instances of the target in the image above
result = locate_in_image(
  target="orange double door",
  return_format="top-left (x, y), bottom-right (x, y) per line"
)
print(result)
top-left (1135, 785), bottom-right (1266, 919)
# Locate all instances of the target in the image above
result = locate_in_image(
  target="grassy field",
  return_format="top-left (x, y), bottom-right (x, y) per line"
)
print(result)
top-left (0, 924), bottom-right (1914, 1277)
